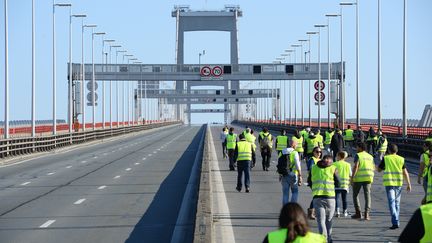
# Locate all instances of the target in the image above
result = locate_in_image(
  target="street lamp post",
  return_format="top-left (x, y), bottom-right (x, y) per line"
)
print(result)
top-left (81, 24), bottom-right (96, 131)
top-left (315, 24), bottom-right (328, 129)
top-left (123, 54), bottom-right (133, 126)
top-left (298, 39), bottom-right (308, 127)
top-left (402, 0), bottom-right (407, 137)
top-left (306, 32), bottom-right (317, 127)
top-left (284, 49), bottom-right (294, 125)
top-left (4, 0), bottom-right (9, 139)
top-left (102, 39), bottom-right (114, 129)
top-left (292, 44), bottom-right (301, 126)
top-left (92, 31), bottom-right (105, 130)
top-left (377, 0), bottom-right (382, 130)
top-left (128, 58), bottom-right (138, 126)
top-left (198, 50), bottom-right (205, 65)
top-left (109, 45), bottom-right (121, 128)
top-left (116, 50), bottom-right (126, 127)
top-left (326, 14), bottom-right (340, 128)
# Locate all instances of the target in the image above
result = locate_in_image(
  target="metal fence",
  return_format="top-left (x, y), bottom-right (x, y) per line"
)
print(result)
top-left (0, 121), bottom-right (181, 159)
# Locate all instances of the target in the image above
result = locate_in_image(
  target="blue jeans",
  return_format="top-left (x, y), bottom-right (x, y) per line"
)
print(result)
top-left (237, 160), bottom-right (251, 189)
top-left (335, 189), bottom-right (348, 211)
top-left (281, 173), bottom-right (299, 205)
top-left (385, 186), bottom-right (402, 226)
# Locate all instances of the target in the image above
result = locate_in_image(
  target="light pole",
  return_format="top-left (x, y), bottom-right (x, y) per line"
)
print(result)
top-left (298, 39), bottom-right (308, 127)
top-left (81, 24), bottom-right (96, 131)
top-left (31, 0), bottom-right (35, 137)
top-left (92, 31), bottom-right (105, 130)
top-left (198, 50), bottom-right (205, 65)
top-left (340, 2), bottom-right (358, 129)
top-left (109, 45), bottom-right (121, 128)
top-left (326, 14), bottom-right (340, 128)
top-left (292, 44), bottom-right (301, 126)
top-left (4, 0), bottom-right (9, 139)
top-left (402, 0), bottom-right (407, 137)
top-left (116, 50), bottom-right (126, 127)
top-left (102, 39), bottom-right (114, 129)
top-left (53, 2), bottom-right (71, 135)
top-left (133, 61), bottom-right (142, 123)
top-left (314, 24), bottom-right (327, 129)
top-left (306, 32), bottom-right (317, 127)
top-left (128, 58), bottom-right (138, 125)
top-left (377, 0), bottom-right (382, 130)
top-left (284, 49), bottom-right (294, 125)
top-left (123, 54), bottom-right (133, 126)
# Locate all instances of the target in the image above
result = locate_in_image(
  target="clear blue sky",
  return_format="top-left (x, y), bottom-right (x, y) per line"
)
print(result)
top-left (0, 0), bottom-right (431, 124)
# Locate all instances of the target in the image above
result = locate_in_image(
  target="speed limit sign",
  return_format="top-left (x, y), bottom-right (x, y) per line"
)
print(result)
top-left (212, 66), bottom-right (223, 77)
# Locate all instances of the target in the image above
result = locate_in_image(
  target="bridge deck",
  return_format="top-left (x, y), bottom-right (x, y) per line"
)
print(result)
top-left (209, 125), bottom-right (423, 243)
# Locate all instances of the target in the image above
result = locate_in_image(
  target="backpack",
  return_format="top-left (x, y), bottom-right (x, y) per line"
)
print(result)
top-left (260, 134), bottom-right (271, 148)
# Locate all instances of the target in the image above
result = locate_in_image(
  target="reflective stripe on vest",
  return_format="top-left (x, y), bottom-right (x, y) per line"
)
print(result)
top-left (334, 160), bottom-right (351, 190)
top-left (268, 228), bottom-right (326, 243)
top-left (236, 141), bottom-right (252, 162)
top-left (276, 136), bottom-right (288, 150)
top-left (226, 134), bottom-right (237, 149)
top-left (353, 151), bottom-right (375, 183)
top-left (324, 131), bottom-right (334, 145)
top-left (292, 136), bottom-right (304, 153)
top-left (422, 151), bottom-right (430, 177)
top-left (420, 203), bottom-right (432, 243)
top-left (383, 154), bottom-right (404, 187)
top-left (344, 129), bottom-right (354, 141)
top-left (311, 165), bottom-right (336, 197)
top-left (379, 138), bottom-right (388, 153)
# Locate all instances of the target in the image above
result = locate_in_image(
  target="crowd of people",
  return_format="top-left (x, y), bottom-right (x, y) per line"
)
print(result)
top-left (219, 125), bottom-right (432, 243)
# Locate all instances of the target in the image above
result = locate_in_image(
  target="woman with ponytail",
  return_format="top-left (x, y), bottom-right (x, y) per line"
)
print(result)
top-left (263, 202), bottom-right (326, 243)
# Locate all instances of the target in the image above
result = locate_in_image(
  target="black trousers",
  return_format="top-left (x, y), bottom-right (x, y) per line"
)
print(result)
top-left (261, 149), bottom-right (271, 169)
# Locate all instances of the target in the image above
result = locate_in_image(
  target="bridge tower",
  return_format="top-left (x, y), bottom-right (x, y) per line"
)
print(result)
top-left (172, 5), bottom-right (242, 124)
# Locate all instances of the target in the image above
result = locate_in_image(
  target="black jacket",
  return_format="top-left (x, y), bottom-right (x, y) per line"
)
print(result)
top-left (330, 132), bottom-right (344, 152)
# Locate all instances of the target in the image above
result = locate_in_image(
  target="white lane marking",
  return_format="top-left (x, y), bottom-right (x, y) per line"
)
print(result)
top-left (157, 148), bottom-right (161, 151)
top-left (103, 153), bottom-right (108, 156)
top-left (93, 156), bottom-right (98, 159)
top-left (81, 160), bottom-right (87, 163)
top-left (125, 168), bottom-right (131, 171)
top-left (148, 154), bottom-right (153, 157)
top-left (208, 127), bottom-right (236, 242)
top-left (74, 198), bottom-right (86, 205)
top-left (142, 158), bottom-right (146, 160)
top-left (20, 182), bottom-right (31, 186)
top-left (39, 220), bottom-right (56, 228)
top-left (47, 172), bottom-right (55, 176)
top-left (98, 185), bottom-right (107, 190)
top-left (135, 162), bottom-right (140, 165)
top-left (66, 166), bottom-right (72, 169)
top-left (153, 151), bottom-right (157, 154)
top-left (114, 175), bottom-right (121, 179)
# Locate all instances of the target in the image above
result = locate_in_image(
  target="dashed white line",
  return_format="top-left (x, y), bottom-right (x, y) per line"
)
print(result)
top-left (153, 151), bottom-right (157, 154)
top-left (125, 168), bottom-right (132, 171)
top-left (142, 158), bottom-right (146, 160)
top-left (103, 153), bottom-right (108, 156)
top-left (135, 162), bottom-right (140, 165)
top-left (148, 154), bottom-right (153, 157)
top-left (114, 175), bottom-right (121, 179)
top-left (39, 220), bottom-right (56, 228)
top-left (66, 166), bottom-right (72, 169)
top-left (157, 149), bottom-right (161, 151)
top-left (47, 172), bottom-right (55, 176)
top-left (20, 182), bottom-right (31, 186)
top-left (81, 160), bottom-right (87, 163)
top-left (93, 156), bottom-right (98, 159)
top-left (73, 198), bottom-right (86, 205)
top-left (98, 185), bottom-right (107, 190)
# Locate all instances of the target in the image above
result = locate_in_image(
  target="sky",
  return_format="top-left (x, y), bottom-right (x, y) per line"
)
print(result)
top-left (0, 0), bottom-right (431, 124)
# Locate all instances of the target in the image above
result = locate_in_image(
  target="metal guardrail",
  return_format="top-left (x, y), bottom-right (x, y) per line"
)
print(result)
top-left (0, 121), bottom-right (182, 159)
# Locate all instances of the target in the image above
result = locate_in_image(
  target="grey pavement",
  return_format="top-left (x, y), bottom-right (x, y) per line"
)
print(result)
top-left (0, 125), bottom-right (204, 243)
top-left (210, 125), bottom-right (424, 243)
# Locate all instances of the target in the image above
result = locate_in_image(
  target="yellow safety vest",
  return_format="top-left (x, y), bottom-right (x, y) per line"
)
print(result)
top-left (311, 156), bottom-right (320, 165)
top-left (226, 134), bottom-right (237, 149)
top-left (378, 137), bottom-right (388, 153)
top-left (420, 203), bottom-right (432, 243)
top-left (421, 150), bottom-right (430, 177)
top-left (324, 131), bottom-right (334, 145)
top-left (236, 140), bottom-right (252, 162)
top-left (300, 130), bottom-right (309, 139)
top-left (289, 151), bottom-right (299, 175)
top-left (427, 166), bottom-right (432, 203)
top-left (267, 229), bottom-right (326, 243)
top-left (344, 129), bottom-right (354, 141)
top-left (316, 134), bottom-right (324, 149)
top-left (383, 154), bottom-right (404, 187)
top-left (311, 165), bottom-right (336, 197)
top-left (306, 137), bottom-right (320, 154)
top-left (425, 137), bottom-right (432, 143)
top-left (291, 136), bottom-right (304, 153)
top-left (276, 135), bottom-right (288, 151)
top-left (353, 151), bottom-right (375, 183)
top-left (367, 134), bottom-right (378, 141)
top-left (260, 132), bottom-right (273, 148)
top-left (245, 133), bottom-right (257, 150)
top-left (333, 160), bottom-right (351, 190)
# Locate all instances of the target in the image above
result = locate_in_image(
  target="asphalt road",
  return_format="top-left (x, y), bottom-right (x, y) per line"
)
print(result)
top-left (0, 124), bottom-right (204, 243)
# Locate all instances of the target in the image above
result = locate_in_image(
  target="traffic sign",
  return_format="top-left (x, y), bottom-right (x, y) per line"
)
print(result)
top-left (314, 81), bottom-right (325, 91)
top-left (200, 66), bottom-right (211, 76)
top-left (212, 66), bottom-right (223, 77)
top-left (314, 92), bottom-right (325, 102)
top-left (87, 81), bottom-right (98, 91)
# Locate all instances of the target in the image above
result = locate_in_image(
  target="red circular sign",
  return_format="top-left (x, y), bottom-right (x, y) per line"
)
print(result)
top-left (200, 66), bottom-right (211, 76)
top-left (314, 92), bottom-right (325, 102)
top-left (212, 66), bottom-right (223, 77)
top-left (314, 81), bottom-right (325, 91)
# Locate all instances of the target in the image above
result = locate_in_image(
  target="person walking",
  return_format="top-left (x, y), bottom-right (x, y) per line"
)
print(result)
top-left (276, 140), bottom-right (302, 204)
top-left (351, 142), bottom-right (375, 220)
top-left (343, 125), bottom-right (355, 157)
top-left (377, 144), bottom-right (412, 229)
top-left (308, 155), bottom-right (340, 243)
top-left (399, 202), bottom-right (432, 243)
top-left (324, 128), bottom-right (334, 156)
top-left (225, 127), bottom-right (238, 171)
top-left (246, 129), bottom-right (257, 168)
top-left (355, 126), bottom-right (366, 144)
top-left (418, 142), bottom-right (431, 204)
top-left (315, 129), bottom-right (325, 150)
top-left (376, 130), bottom-right (388, 162)
top-left (366, 127), bottom-right (378, 155)
top-left (291, 130), bottom-right (304, 161)
top-left (305, 132), bottom-right (321, 162)
top-left (220, 127), bottom-right (229, 158)
top-left (333, 151), bottom-right (352, 218)
top-left (258, 127), bottom-right (273, 171)
top-left (306, 146), bottom-right (323, 220)
top-left (330, 128), bottom-right (344, 161)
top-left (262, 203), bottom-right (326, 243)
top-left (275, 129), bottom-right (288, 156)
top-left (234, 133), bottom-right (256, 193)
top-left (425, 131), bottom-right (432, 143)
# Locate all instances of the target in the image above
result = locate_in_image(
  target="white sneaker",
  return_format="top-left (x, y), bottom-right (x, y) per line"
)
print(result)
top-left (335, 208), bottom-right (341, 217)
top-left (343, 210), bottom-right (349, 217)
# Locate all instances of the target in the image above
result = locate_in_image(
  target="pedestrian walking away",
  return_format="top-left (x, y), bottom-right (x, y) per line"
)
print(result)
top-left (399, 202), bottom-right (432, 242)
top-left (308, 155), bottom-right (340, 243)
top-left (330, 128), bottom-right (344, 161)
top-left (220, 127), bottom-right (229, 158)
top-left (275, 129), bottom-right (288, 155)
top-left (246, 129), bottom-right (257, 168)
top-left (262, 203), bottom-right (325, 243)
top-left (276, 140), bottom-right (303, 205)
top-left (291, 130), bottom-right (304, 162)
top-left (258, 127), bottom-right (273, 171)
top-left (355, 126), bottom-right (366, 144)
top-left (351, 142), bottom-right (375, 220)
top-left (366, 127), bottom-right (378, 155)
top-left (376, 130), bottom-right (388, 162)
top-left (343, 125), bottom-right (355, 157)
top-left (377, 143), bottom-right (412, 229)
top-left (324, 128), bottom-right (334, 156)
top-left (417, 142), bottom-right (431, 204)
top-left (225, 127), bottom-right (238, 171)
top-left (333, 151), bottom-right (352, 218)
top-left (234, 133), bottom-right (256, 193)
